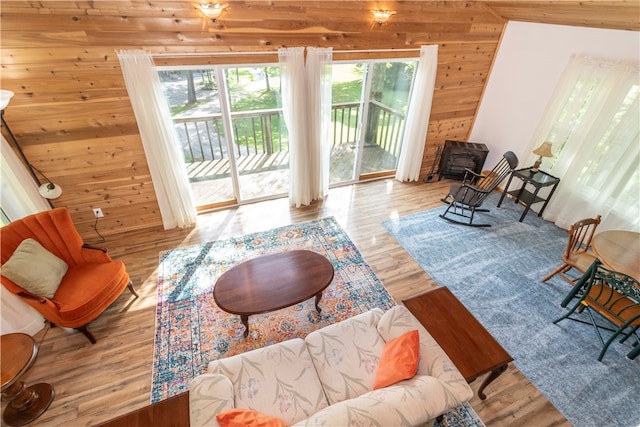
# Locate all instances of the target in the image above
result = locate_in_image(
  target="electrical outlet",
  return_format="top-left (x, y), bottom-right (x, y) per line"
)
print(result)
top-left (93, 208), bottom-right (104, 218)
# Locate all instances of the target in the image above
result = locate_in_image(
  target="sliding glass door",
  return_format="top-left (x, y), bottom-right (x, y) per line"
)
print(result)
top-left (330, 59), bottom-right (417, 185)
top-left (158, 65), bottom-right (287, 210)
top-left (158, 57), bottom-right (417, 209)
top-left (222, 66), bottom-right (288, 201)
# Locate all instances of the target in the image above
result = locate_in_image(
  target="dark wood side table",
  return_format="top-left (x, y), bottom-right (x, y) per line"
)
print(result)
top-left (497, 167), bottom-right (560, 222)
top-left (1, 333), bottom-right (55, 426)
top-left (403, 287), bottom-right (513, 400)
top-left (96, 392), bottom-right (190, 427)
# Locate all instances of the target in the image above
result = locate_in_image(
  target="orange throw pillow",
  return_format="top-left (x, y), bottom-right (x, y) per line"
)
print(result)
top-left (216, 408), bottom-right (287, 427)
top-left (373, 329), bottom-right (420, 390)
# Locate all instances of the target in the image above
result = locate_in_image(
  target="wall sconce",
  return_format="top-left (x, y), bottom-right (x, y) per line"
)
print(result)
top-left (196, 3), bottom-right (227, 21)
top-left (531, 141), bottom-right (554, 172)
top-left (0, 89), bottom-right (62, 205)
top-left (371, 9), bottom-right (396, 26)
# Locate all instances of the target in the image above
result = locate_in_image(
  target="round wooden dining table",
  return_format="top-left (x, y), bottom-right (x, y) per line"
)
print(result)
top-left (591, 230), bottom-right (640, 281)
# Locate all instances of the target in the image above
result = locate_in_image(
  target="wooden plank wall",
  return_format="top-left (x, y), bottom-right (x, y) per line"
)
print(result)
top-left (0, 1), bottom-right (506, 238)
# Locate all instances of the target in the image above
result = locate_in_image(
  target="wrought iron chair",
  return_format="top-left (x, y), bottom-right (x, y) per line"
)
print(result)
top-left (542, 215), bottom-right (601, 285)
top-left (440, 151), bottom-right (518, 227)
top-left (554, 259), bottom-right (640, 361)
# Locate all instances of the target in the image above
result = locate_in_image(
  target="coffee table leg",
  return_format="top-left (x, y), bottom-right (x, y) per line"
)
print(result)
top-left (240, 315), bottom-right (249, 338)
top-left (314, 292), bottom-right (323, 313)
top-left (478, 364), bottom-right (508, 400)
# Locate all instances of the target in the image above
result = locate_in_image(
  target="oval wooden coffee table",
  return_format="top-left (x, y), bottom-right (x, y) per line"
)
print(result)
top-left (213, 250), bottom-right (335, 338)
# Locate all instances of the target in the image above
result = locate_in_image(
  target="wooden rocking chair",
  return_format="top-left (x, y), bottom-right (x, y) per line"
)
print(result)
top-left (440, 151), bottom-right (519, 227)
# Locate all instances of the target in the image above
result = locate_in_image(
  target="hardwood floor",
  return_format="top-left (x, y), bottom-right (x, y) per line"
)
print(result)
top-left (9, 179), bottom-right (569, 426)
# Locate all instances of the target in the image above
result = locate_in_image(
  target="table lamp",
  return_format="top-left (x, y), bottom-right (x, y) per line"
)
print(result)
top-left (531, 141), bottom-right (554, 172)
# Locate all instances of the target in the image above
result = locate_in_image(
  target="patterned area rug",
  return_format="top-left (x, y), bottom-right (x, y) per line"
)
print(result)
top-left (436, 402), bottom-right (485, 427)
top-left (151, 217), bottom-right (485, 427)
top-left (383, 194), bottom-right (640, 427)
top-left (152, 217), bottom-right (396, 403)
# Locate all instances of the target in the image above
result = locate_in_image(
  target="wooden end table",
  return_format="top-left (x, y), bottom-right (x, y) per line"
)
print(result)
top-left (403, 287), bottom-right (513, 400)
top-left (214, 250), bottom-right (334, 338)
top-left (497, 167), bottom-right (560, 222)
top-left (96, 392), bottom-right (190, 427)
top-left (1, 333), bottom-right (55, 426)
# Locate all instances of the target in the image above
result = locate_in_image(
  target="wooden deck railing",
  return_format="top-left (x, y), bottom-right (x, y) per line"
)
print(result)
top-left (173, 101), bottom-right (406, 176)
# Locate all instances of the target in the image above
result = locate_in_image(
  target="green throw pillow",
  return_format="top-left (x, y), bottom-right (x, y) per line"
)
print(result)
top-left (1, 238), bottom-right (68, 299)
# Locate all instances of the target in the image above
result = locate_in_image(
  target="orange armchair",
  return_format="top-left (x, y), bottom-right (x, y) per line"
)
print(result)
top-left (0, 208), bottom-right (137, 343)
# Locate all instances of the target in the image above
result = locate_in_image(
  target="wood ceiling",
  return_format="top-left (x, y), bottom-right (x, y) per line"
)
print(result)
top-left (0, 1), bottom-right (637, 238)
top-left (482, 1), bottom-right (639, 31)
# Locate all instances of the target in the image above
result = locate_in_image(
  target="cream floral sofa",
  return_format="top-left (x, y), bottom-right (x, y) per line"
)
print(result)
top-left (189, 305), bottom-right (473, 426)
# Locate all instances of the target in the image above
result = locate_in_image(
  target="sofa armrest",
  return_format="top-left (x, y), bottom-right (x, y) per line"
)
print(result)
top-left (377, 306), bottom-right (473, 408)
top-left (294, 375), bottom-right (451, 426)
top-left (189, 373), bottom-right (235, 427)
top-left (80, 244), bottom-right (115, 263)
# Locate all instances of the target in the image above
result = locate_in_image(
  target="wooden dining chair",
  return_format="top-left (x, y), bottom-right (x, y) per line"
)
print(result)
top-left (542, 215), bottom-right (601, 285)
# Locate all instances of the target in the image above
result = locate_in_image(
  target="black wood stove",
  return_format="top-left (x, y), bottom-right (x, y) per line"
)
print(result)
top-left (438, 140), bottom-right (489, 181)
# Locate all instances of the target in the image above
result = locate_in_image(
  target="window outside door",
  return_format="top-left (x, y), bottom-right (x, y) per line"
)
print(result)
top-left (330, 60), bottom-right (417, 185)
top-left (158, 65), bottom-right (287, 210)
top-left (158, 58), bottom-right (417, 210)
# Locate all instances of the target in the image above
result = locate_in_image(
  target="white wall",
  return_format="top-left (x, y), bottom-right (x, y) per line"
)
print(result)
top-left (470, 21), bottom-right (640, 169)
top-left (1, 136), bottom-right (49, 335)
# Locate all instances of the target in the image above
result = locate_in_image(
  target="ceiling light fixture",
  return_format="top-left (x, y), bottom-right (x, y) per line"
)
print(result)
top-left (196, 3), bottom-right (227, 21)
top-left (371, 9), bottom-right (396, 26)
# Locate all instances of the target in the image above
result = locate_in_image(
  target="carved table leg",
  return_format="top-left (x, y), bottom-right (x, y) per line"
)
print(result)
top-left (478, 364), bottom-right (508, 400)
top-left (240, 315), bottom-right (249, 338)
top-left (2, 381), bottom-right (54, 426)
top-left (314, 292), bottom-right (323, 313)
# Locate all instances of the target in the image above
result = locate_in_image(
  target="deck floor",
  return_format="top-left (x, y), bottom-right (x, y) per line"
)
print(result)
top-left (188, 144), bottom-right (398, 205)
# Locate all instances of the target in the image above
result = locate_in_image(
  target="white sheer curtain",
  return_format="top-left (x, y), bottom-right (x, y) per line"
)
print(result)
top-left (304, 47), bottom-right (333, 203)
top-left (278, 47), bottom-right (308, 207)
top-left (528, 55), bottom-right (640, 232)
top-left (396, 45), bottom-right (438, 182)
top-left (117, 50), bottom-right (197, 229)
top-left (1, 136), bottom-right (50, 220)
top-left (1, 136), bottom-right (48, 335)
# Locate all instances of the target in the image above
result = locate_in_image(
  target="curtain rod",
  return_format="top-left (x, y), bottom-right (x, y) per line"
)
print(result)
top-left (333, 48), bottom-right (421, 54)
top-left (153, 51), bottom-right (276, 57)
top-left (152, 47), bottom-right (422, 58)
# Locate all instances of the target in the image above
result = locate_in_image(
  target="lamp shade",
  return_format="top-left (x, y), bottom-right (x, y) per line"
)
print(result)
top-left (532, 141), bottom-right (554, 158)
top-left (0, 90), bottom-right (14, 110)
top-left (39, 183), bottom-right (62, 199)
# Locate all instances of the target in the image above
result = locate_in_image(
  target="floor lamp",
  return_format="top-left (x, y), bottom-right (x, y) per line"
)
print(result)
top-left (0, 90), bottom-right (62, 208)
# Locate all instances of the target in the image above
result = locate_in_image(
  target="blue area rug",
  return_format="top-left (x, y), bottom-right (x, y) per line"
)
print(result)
top-left (383, 194), bottom-right (640, 427)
